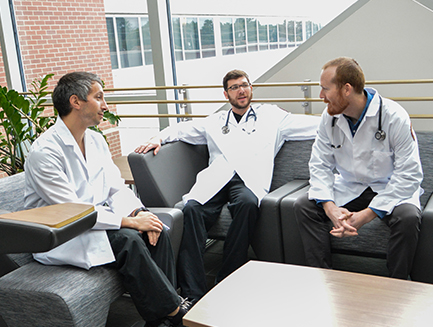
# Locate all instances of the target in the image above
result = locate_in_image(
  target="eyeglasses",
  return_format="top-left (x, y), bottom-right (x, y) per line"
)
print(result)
top-left (226, 83), bottom-right (251, 92)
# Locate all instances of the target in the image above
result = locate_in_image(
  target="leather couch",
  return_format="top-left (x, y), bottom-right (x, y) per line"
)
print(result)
top-left (128, 131), bottom-right (433, 283)
top-left (0, 172), bottom-right (183, 327)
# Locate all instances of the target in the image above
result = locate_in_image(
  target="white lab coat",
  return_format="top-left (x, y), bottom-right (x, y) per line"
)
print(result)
top-left (158, 104), bottom-right (320, 205)
top-left (24, 118), bottom-right (142, 269)
top-left (308, 89), bottom-right (423, 214)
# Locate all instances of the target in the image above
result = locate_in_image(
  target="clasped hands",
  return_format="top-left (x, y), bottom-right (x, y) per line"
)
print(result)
top-left (122, 211), bottom-right (164, 246)
top-left (323, 201), bottom-right (376, 238)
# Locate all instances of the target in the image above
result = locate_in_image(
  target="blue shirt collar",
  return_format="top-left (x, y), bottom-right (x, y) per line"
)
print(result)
top-left (344, 89), bottom-right (374, 136)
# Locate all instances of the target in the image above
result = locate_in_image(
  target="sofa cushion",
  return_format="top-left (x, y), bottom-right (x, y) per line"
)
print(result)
top-left (270, 139), bottom-right (314, 191)
top-left (0, 261), bottom-right (124, 327)
top-left (0, 172), bottom-right (25, 213)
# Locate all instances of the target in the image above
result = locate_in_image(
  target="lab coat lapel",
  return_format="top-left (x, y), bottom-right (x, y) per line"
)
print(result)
top-left (55, 118), bottom-right (90, 180)
top-left (216, 110), bottom-right (252, 166)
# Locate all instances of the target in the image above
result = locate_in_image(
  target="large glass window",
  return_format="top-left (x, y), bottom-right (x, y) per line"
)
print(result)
top-left (296, 21), bottom-right (303, 42)
top-left (258, 19), bottom-right (268, 51)
top-left (306, 21), bottom-right (312, 40)
top-left (278, 20), bottom-right (287, 49)
top-left (199, 18), bottom-right (216, 58)
top-left (141, 17), bottom-right (152, 65)
top-left (172, 17), bottom-right (184, 61)
top-left (116, 17), bottom-right (143, 68)
top-left (182, 18), bottom-right (200, 60)
top-left (269, 21), bottom-right (278, 50)
top-left (220, 18), bottom-right (234, 55)
top-left (246, 18), bottom-right (258, 52)
top-left (234, 18), bottom-right (246, 53)
top-left (106, 17), bottom-right (118, 69)
top-left (287, 20), bottom-right (295, 44)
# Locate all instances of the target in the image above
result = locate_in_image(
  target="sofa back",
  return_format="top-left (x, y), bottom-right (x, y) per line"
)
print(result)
top-left (129, 132), bottom-right (433, 210)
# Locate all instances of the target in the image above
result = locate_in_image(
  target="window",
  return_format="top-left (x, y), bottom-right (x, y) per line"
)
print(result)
top-left (183, 18), bottom-right (200, 60)
top-left (172, 17), bottom-right (184, 61)
top-left (246, 18), bottom-right (258, 52)
top-left (269, 21), bottom-right (278, 50)
top-left (106, 18), bottom-right (118, 69)
top-left (278, 20), bottom-right (287, 49)
top-left (116, 17), bottom-right (143, 68)
top-left (234, 18), bottom-right (247, 53)
top-left (306, 21), bottom-right (312, 40)
top-left (141, 17), bottom-right (152, 65)
top-left (258, 19), bottom-right (268, 51)
top-left (296, 21), bottom-right (303, 42)
top-left (106, 15), bottom-right (321, 67)
top-left (199, 18), bottom-right (216, 58)
top-left (287, 20), bottom-right (295, 44)
top-left (220, 18), bottom-right (234, 55)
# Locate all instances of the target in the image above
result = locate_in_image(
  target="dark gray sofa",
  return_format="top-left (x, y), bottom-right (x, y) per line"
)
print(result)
top-left (0, 172), bottom-right (183, 327)
top-left (128, 131), bottom-right (433, 283)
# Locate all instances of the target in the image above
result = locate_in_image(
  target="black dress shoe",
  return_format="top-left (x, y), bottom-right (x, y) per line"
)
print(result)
top-left (166, 297), bottom-right (194, 327)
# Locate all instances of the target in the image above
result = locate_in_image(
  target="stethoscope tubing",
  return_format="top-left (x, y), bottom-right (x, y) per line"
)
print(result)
top-left (331, 95), bottom-right (385, 148)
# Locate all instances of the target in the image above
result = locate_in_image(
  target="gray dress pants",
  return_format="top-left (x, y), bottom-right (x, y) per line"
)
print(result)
top-left (294, 187), bottom-right (421, 279)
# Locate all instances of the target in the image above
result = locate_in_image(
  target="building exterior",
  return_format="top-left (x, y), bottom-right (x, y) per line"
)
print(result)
top-left (0, 0), bottom-right (327, 176)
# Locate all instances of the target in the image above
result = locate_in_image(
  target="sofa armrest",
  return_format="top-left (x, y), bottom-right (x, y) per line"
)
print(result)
top-left (279, 186), bottom-right (310, 265)
top-left (149, 207), bottom-right (183, 263)
top-left (0, 210), bottom-right (97, 254)
top-left (252, 180), bottom-right (309, 263)
top-left (411, 196), bottom-right (433, 283)
top-left (128, 141), bottom-right (208, 207)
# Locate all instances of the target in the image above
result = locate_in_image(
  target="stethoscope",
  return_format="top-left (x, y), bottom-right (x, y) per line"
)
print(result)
top-left (331, 96), bottom-right (385, 149)
top-left (221, 108), bottom-right (257, 135)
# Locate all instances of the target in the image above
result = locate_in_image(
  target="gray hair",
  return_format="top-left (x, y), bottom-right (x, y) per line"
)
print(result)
top-left (52, 72), bottom-right (103, 117)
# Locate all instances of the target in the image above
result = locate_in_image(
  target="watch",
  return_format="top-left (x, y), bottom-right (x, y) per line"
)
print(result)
top-left (130, 206), bottom-right (150, 217)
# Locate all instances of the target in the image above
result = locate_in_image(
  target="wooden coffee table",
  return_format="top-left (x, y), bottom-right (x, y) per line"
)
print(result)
top-left (183, 260), bottom-right (433, 326)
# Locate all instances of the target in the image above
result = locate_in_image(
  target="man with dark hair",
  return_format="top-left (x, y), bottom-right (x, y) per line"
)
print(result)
top-left (24, 72), bottom-right (191, 327)
top-left (294, 57), bottom-right (423, 279)
top-left (136, 69), bottom-right (320, 303)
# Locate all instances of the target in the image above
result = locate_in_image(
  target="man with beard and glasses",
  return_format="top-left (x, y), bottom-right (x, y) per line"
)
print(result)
top-left (135, 69), bottom-right (320, 303)
top-left (294, 57), bottom-right (423, 280)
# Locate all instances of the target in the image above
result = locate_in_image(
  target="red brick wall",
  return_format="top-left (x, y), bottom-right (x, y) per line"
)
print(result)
top-left (8, 0), bottom-right (121, 157)
top-left (0, 52), bottom-right (6, 87)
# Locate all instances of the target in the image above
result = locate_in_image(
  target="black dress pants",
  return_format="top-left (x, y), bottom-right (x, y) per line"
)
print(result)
top-left (107, 228), bottom-right (180, 322)
top-left (178, 174), bottom-right (260, 302)
top-left (294, 188), bottom-right (421, 279)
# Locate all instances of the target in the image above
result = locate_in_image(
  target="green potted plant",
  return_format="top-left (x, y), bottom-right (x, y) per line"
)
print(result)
top-left (0, 74), bottom-right (120, 176)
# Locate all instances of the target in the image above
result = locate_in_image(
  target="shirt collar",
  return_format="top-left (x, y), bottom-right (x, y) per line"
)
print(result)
top-left (344, 89), bottom-right (374, 135)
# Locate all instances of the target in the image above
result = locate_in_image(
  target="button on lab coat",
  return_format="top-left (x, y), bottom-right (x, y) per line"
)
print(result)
top-left (24, 118), bottom-right (142, 269)
top-left (308, 90), bottom-right (423, 214)
top-left (158, 104), bottom-right (320, 205)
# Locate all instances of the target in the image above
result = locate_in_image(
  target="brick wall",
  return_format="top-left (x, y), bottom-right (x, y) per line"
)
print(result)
top-left (0, 52), bottom-right (6, 87)
top-left (0, 0), bottom-right (122, 178)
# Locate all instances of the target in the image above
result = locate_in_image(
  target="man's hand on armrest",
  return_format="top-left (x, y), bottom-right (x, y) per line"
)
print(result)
top-left (134, 137), bottom-right (162, 155)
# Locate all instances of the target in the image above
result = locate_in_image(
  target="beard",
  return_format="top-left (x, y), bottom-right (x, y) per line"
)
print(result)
top-left (227, 92), bottom-right (252, 111)
top-left (326, 89), bottom-right (349, 116)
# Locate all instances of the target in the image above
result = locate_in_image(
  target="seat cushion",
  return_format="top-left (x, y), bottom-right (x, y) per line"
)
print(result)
top-left (0, 262), bottom-right (124, 327)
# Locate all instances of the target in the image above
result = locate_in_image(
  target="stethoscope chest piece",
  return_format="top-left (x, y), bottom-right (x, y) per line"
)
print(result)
top-left (221, 125), bottom-right (230, 135)
top-left (375, 130), bottom-right (386, 141)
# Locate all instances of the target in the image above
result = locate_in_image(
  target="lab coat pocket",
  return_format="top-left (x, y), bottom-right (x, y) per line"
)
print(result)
top-left (371, 150), bottom-right (394, 180)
